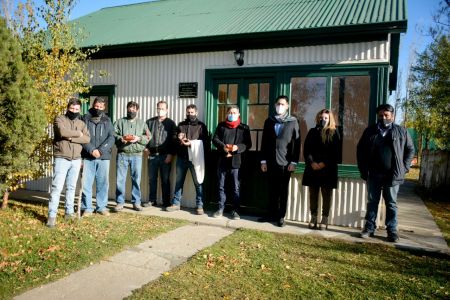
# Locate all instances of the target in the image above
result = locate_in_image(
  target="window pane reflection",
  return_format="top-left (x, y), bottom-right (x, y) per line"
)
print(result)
top-left (228, 84), bottom-right (238, 104)
top-left (248, 105), bottom-right (268, 130)
top-left (290, 77), bottom-right (327, 162)
top-left (218, 84), bottom-right (227, 104)
top-left (260, 83), bottom-right (269, 104)
top-left (249, 83), bottom-right (258, 104)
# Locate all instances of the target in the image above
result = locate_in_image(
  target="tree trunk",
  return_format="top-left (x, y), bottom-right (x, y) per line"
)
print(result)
top-left (1, 190), bottom-right (9, 209)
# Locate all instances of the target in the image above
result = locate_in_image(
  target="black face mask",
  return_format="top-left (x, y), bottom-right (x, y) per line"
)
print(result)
top-left (89, 108), bottom-right (104, 117)
top-left (186, 115), bottom-right (197, 122)
top-left (66, 111), bottom-right (80, 120)
top-left (127, 111), bottom-right (137, 119)
top-left (319, 119), bottom-right (328, 128)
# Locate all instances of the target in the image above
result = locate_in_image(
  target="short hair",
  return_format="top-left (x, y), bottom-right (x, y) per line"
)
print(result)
top-left (157, 100), bottom-right (168, 108)
top-left (93, 97), bottom-right (106, 106)
top-left (276, 95), bottom-right (289, 103)
top-left (67, 97), bottom-right (81, 108)
top-left (376, 104), bottom-right (394, 114)
top-left (227, 105), bottom-right (239, 113)
top-left (127, 101), bottom-right (139, 110)
top-left (186, 104), bottom-right (197, 111)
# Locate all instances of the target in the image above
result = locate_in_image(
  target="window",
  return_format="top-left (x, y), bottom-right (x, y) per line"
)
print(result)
top-left (217, 83), bottom-right (238, 122)
top-left (248, 82), bottom-right (270, 151)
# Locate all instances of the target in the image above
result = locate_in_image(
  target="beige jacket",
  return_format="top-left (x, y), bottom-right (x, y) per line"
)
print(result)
top-left (53, 114), bottom-right (90, 160)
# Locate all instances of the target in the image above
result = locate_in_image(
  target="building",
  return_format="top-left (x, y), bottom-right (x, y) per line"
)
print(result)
top-left (27, 0), bottom-right (407, 228)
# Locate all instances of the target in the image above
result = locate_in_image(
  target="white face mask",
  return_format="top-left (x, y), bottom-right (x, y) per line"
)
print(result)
top-left (158, 110), bottom-right (167, 117)
top-left (275, 105), bottom-right (287, 115)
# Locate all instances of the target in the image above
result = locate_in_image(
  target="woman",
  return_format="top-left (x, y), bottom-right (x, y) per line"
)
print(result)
top-left (302, 109), bottom-right (341, 230)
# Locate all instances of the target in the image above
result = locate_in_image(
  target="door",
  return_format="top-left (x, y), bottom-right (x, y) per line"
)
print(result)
top-left (207, 77), bottom-right (274, 215)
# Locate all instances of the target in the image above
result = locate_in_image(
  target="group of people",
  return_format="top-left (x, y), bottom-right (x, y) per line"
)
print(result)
top-left (46, 96), bottom-right (414, 243)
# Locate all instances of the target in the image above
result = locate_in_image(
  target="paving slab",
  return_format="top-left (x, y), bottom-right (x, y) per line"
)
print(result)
top-left (14, 225), bottom-right (233, 300)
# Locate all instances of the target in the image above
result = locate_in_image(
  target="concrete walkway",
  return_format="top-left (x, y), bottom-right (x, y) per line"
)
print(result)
top-left (10, 180), bottom-right (449, 299)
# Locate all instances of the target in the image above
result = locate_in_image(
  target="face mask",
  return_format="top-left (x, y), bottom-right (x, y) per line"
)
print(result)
top-left (90, 108), bottom-right (104, 117)
top-left (320, 119), bottom-right (328, 127)
top-left (275, 105), bottom-right (287, 115)
top-left (158, 110), bottom-right (167, 118)
top-left (227, 114), bottom-right (239, 122)
top-left (127, 111), bottom-right (137, 119)
top-left (378, 119), bottom-right (392, 128)
top-left (186, 115), bottom-right (197, 122)
top-left (66, 111), bottom-right (80, 120)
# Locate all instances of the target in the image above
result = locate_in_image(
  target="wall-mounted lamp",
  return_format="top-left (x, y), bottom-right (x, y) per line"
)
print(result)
top-left (234, 50), bottom-right (244, 66)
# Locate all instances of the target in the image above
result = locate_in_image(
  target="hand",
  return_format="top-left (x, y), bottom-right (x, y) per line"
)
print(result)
top-left (182, 139), bottom-right (191, 146)
top-left (232, 145), bottom-right (238, 152)
top-left (130, 135), bottom-right (140, 143)
top-left (144, 148), bottom-right (150, 157)
top-left (318, 162), bottom-right (326, 169)
top-left (261, 163), bottom-right (267, 173)
top-left (287, 164), bottom-right (296, 172)
top-left (164, 154), bottom-right (173, 164)
top-left (92, 149), bottom-right (101, 158)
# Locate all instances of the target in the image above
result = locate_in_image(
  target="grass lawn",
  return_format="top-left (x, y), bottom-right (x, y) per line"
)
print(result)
top-left (0, 199), bottom-right (186, 299)
top-left (130, 229), bottom-right (450, 300)
top-left (423, 197), bottom-right (450, 247)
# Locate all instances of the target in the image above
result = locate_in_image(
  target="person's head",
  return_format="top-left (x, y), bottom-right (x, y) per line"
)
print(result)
top-left (274, 95), bottom-right (289, 115)
top-left (315, 109), bottom-right (337, 143)
top-left (66, 98), bottom-right (81, 120)
top-left (186, 104), bottom-right (198, 121)
top-left (156, 101), bottom-right (168, 119)
top-left (126, 101), bottom-right (139, 119)
top-left (226, 105), bottom-right (240, 122)
top-left (90, 97), bottom-right (106, 117)
top-left (376, 104), bottom-right (395, 127)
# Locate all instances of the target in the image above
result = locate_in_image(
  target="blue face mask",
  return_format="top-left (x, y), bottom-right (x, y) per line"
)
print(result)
top-left (227, 114), bottom-right (239, 122)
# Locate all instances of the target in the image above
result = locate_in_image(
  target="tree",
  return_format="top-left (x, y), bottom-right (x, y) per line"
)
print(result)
top-left (0, 17), bottom-right (46, 208)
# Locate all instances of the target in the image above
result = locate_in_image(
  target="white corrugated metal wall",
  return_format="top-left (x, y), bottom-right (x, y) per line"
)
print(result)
top-left (26, 40), bottom-right (390, 228)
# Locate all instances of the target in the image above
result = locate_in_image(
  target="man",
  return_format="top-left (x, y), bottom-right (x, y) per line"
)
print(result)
top-left (81, 97), bottom-right (115, 217)
top-left (166, 104), bottom-right (209, 215)
top-left (259, 95), bottom-right (301, 227)
top-left (114, 101), bottom-right (150, 212)
top-left (143, 101), bottom-right (177, 208)
top-left (357, 104), bottom-right (414, 242)
top-left (47, 98), bottom-right (90, 228)
top-left (212, 105), bottom-right (251, 219)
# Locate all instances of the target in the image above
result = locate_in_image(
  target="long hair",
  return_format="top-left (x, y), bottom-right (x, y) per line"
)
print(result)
top-left (315, 109), bottom-right (337, 144)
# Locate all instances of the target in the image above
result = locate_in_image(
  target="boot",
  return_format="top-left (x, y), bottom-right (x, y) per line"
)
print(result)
top-left (46, 217), bottom-right (56, 228)
top-left (308, 215), bottom-right (317, 229)
top-left (319, 216), bottom-right (328, 230)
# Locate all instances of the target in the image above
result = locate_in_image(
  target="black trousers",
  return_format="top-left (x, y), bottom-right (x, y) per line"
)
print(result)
top-left (267, 165), bottom-right (292, 219)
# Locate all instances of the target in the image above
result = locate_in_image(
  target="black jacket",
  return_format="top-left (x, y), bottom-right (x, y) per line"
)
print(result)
top-left (81, 111), bottom-right (115, 160)
top-left (357, 123), bottom-right (414, 185)
top-left (261, 115), bottom-right (301, 167)
top-left (145, 117), bottom-right (177, 155)
top-left (176, 118), bottom-right (209, 159)
top-left (212, 121), bottom-right (252, 169)
top-left (302, 126), bottom-right (341, 188)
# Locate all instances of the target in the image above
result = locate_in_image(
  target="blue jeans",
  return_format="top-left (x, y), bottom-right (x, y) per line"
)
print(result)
top-left (81, 159), bottom-right (110, 213)
top-left (48, 158), bottom-right (82, 218)
top-left (364, 175), bottom-right (400, 233)
top-left (171, 156), bottom-right (203, 208)
top-left (217, 167), bottom-right (240, 211)
top-left (148, 154), bottom-right (172, 206)
top-left (116, 153), bottom-right (142, 205)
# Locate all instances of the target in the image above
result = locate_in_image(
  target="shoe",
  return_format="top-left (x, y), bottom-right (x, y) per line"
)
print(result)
top-left (152, 202), bottom-right (159, 207)
top-left (133, 204), bottom-right (143, 211)
top-left (97, 209), bottom-right (110, 216)
top-left (196, 208), bottom-right (204, 215)
top-left (65, 213), bottom-right (76, 221)
top-left (114, 203), bottom-right (124, 212)
top-left (277, 218), bottom-right (285, 227)
top-left (213, 210), bottom-right (223, 218)
top-left (257, 216), bottom-right (274, 223)
top-left (231, 211), bottom-right (240, 220)
top-left (308, 215), bottom-right (318, 229)
top-left (319, 216), bottom-right (328, 230)
top-left (360, 229), bottom-right (375, 239)
top-left (82, 211), bottom-right (93, 218)
top-left (46, 217), bottom-right (56, 228)
top-left (166, 205), bottom-right (180, 212)
top-left (142, 202), bottom-right (151, 208)
top-left (387, 232), bottom-right (399, 243)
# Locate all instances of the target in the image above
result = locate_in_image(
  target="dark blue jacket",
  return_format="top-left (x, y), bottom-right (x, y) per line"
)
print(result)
top-left (81, 111), bottom-right (115, 160)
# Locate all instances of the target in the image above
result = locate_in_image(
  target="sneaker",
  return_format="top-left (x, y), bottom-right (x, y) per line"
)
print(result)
top-left (46, 217), bottom-right (56, 228)
top-left (82, 211), bottom-right (93, 218)
top-left (231, 211), bottom-right (240, 220)
top-left (165, 205), bottom-right (180, 212)
top-left (277, 218), bottom-right (285, 227)
top-left (387, 232), bottom-right (399, 243)
top-left (114, 203), bottom-right (124, 212)
top-left (213, 210), bottom-right (223, 218)
top-left (360, 229), bottom-right (375, 239)
top-left (141, 202), bottom-right (151, 208)
top-left (65, 213), bottom-right (76, 221)
top-left (196, 208), bottom-right (204, 215)
top-left (97, 209), bottom-right (110, 216)
top-left (133, 204), bottom-right (143, 211)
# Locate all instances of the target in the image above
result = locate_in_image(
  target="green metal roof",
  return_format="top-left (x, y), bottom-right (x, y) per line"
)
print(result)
top-left (74, 0), bottom-right (407, 49)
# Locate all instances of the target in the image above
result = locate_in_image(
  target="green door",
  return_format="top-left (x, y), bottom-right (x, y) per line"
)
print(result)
top-left (207, 77), bottom-right (275, 215)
